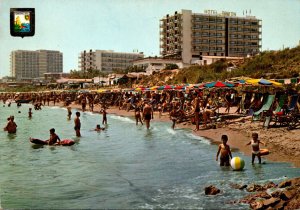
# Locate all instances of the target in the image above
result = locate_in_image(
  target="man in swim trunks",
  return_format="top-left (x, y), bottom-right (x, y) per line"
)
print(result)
top-left (143, 102), bottom-right (153, 129)
top-left (101, 108), bottom-right (107, 125)
top-left (4, 115), bottom-right (17, 134)
top-left (74, 111), bottom-right (81, 137)
top-left (169, 106), bottom-right (178, 129)
top-left (216, 135), bottom-right (232, 166)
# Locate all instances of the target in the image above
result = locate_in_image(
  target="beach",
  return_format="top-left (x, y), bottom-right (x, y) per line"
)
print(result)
top-left (1, 97), bottom-right (300, 208)
top-left (63, 101), bottom-right (300, 168)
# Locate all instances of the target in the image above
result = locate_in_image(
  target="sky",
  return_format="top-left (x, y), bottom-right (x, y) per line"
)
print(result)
top-left (1, 0), bottom-right (300, 77)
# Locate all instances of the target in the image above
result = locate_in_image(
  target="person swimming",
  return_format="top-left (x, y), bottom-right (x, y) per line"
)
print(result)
top-left (93, 124), bottom-right (105, 131)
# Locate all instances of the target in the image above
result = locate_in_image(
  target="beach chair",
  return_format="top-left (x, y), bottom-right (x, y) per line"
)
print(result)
top-left (271, 95), bottom-right (299, 128)
top-left (287, 94), bottom-right (299, 113)
top-left (274, 95), bottom-right (287, 113)
top-left (263, 95), bottom-right (287, 128)
top-left (252, 95), bottom-right (275, 121)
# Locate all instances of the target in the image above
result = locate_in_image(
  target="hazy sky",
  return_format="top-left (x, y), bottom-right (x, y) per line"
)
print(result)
top-left (1, 0), bottom-right (300, 77)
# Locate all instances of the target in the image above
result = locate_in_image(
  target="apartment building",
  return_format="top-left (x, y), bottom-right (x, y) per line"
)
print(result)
top-left (37, 50), bottom-right (63, 76)
top-left (10, 50), bottom-right (63, 80)
top-left (160, 9), bottom-right (261, 64)
top-left (78, 50), bottom-right (144, 73)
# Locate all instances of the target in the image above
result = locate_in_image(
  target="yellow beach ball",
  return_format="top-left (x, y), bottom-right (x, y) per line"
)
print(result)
top-left (230, 157), bottom-right (245, 171)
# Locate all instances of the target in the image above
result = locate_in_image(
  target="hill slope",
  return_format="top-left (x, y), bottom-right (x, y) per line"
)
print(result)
top-left (137, 46), bottom-right (300, 85)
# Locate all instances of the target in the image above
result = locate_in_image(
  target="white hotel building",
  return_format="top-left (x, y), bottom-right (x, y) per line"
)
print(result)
top-left (10, 50), bottom-right (63, 81)
top-left (78, 50), bottom-right (144, 73)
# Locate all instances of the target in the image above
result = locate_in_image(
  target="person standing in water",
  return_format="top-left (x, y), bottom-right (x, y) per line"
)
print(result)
top-left (74, 112), bottom-right (81, 137)
top-left (101, 108), bottom-right (107, 125)
top-left (134, 106), bottom-right (143, 125)
top-left (246, 132), bottom-right (266, 164)
top-left (216, 135), bottom-right (232, 166)
top-left (169, 106), bottom-right (178, 130)
top-left (4, 115), bottom-right (17, 134)
top-left (28, 108), bottom-right (33, 118)
top-left (143, 102), bottom-right (153, 129)
top-left (67, 107), bottom-right (72, 120)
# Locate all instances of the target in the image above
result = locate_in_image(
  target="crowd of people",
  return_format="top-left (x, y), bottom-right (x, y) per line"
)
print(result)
top-left (0, 87), bottom-right (298, 165)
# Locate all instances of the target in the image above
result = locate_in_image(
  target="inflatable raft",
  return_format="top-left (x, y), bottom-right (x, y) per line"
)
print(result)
top-left (260, 148), bottom-right (270, 156)
top-left (30, 138), bottom-right (75, 146)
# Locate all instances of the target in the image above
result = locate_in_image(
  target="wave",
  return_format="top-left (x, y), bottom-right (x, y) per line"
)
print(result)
top-left (166, 128), bottom-right (176, 135)
top-left (84, 112), bottom-right (97, 116)
top-left (185, 133), bottom-right (211, 145)
top-left (49, 106), bottom-right (62, 110)
top-left (109, 115), bottom-right (135, 123)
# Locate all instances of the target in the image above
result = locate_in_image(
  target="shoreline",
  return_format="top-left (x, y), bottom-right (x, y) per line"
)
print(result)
top-left (60, 102), bottom-right (300, 168)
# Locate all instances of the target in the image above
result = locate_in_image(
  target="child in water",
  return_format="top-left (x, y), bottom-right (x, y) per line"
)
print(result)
top-left (246, 132), bottom-right (265, 164)
top-left (216, 135), bottom-right (232, 166)
top-left (93, 124), bottom-right (105, 131)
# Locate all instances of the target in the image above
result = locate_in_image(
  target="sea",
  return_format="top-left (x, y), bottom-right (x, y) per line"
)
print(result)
top-left (0, 103), bottom-right (299, 209)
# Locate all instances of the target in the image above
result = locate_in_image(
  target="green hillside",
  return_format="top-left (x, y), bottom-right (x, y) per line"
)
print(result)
top-left (139, 45), bottom-right (300, 85)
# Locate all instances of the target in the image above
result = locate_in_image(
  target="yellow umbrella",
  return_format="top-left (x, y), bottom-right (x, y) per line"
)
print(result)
top-left (246, 79), bottom-right (283, 87)
top-left (149, 86), bottom-right (159, 90)
top-left (97, 89), bottom-right (109, 93)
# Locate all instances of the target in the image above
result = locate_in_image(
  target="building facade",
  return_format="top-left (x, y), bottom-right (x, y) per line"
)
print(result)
top-left (10, 50), bottom-right (63, 80)
top-left (78, 50), bottom-right (144, 73)
top-left (133, 57), bottom-right (186, 75)
top-left (160, 9), bottom-right (261, 64)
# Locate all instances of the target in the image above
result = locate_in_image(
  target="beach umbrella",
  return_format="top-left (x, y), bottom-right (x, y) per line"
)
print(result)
top-left (174, 85), bottom-right (185, 90)
top-left (194, 83), bottom-right (205, 88)
top-left (149, 86), bottom-right (159, 91)
top-left (246, 79), bottom-right (283, 87)
top-left (204, 81), bottom-right (235, 88)
top-left (97, 89), bottom-right (110, 93)
top-left (163, 85), bottom-right (175, 90)
top-left (157, 85), bottom-right (174, 90)
top-left (134, 87), bottom-right (145, 91)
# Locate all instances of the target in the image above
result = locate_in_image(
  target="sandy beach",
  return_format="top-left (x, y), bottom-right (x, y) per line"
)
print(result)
top-left (63, 102), bottom-right (300, 168)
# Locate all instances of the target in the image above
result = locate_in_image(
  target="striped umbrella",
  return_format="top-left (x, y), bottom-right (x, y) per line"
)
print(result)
top-left (204, 81), bottom-right (235, 88)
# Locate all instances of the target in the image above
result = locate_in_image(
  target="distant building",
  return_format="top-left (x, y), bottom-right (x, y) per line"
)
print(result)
top-left (44, 72), bottom-right (70, 81)
top-left (195, 55), bottom-right (244, 66)
top-left (37, 50), bottom-right (63, 76)
top-left (160, 9), bottom-right (261, 64)
top-left (10, 50), bottom-right (63, 81)
top-left (133, 57), bottom-right (186, 75)
top-left (78, 50), bottom-right (144, 73)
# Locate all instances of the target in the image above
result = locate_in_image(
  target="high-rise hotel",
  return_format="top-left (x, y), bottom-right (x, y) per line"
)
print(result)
top-left (10, 50), bottom-right (63, 80)
top-left (78, 50), bottom-right (144, 73)
top-left (160, 9), bottom-right (261, 64)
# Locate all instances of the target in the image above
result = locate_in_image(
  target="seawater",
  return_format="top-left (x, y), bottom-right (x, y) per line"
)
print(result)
top-left (0, 104), bottom-right (299, 209)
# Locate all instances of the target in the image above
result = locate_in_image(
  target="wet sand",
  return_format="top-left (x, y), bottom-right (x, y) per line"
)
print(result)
top-left (61, 102), bottom-right (300, 167)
